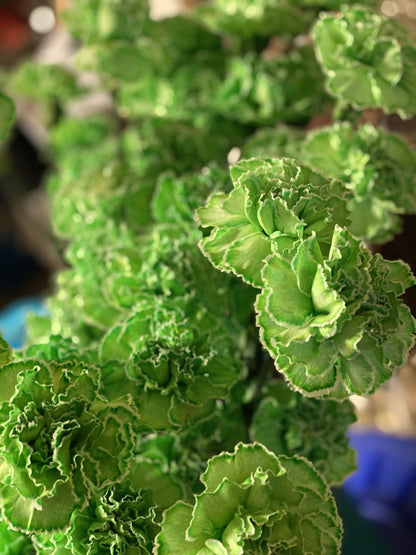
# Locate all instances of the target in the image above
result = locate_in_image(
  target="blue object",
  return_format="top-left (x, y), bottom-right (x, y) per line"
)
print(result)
top-left (344, 429), bottom-right (416, 554)
top-left (0, 296), bottom-right (47, 348)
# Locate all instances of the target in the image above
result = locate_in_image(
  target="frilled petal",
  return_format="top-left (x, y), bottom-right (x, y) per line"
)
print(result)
top-left (0, 336), bottom-right (12, 366)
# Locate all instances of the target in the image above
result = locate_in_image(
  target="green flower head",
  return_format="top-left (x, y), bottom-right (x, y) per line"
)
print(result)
top-left (10, 62), bottom-right (81, 104)
top-left (213, 47), bottom-right (327, 126)
top-left (64, 0), bottom-right (149, 43)
top-left (197, 158), bottom-right (351, 287)
top-left (69, 486), bottom-right (158, 554)
top-left (241, 125), bottom-right (305, 161)
top-left (100, 296), bottom-right (245, 430)
top-left (313, 6), bottom-right (416, 118)
top-left (303, 122), bottom-right (416, 243)
top-left (155, 442), bottom-right (342, 554)
top-left (249, 381), bottom-right (356, 485)
top-left (256, 229), bottom-right (416, 398)
top-left (0, 359), bottom-right (140, 532)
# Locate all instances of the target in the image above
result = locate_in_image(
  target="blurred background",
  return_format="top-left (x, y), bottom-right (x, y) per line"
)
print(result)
top-left (1, 1), bottom-right (416, 553)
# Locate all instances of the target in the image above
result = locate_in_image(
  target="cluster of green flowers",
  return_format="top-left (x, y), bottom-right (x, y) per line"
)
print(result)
top-left (0, 337), bottom-right (162, 553)
top-left (1, 0), bottom-right (415, 553)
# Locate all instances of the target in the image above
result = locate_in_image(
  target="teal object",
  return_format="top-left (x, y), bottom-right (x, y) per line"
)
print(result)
top-left (0, 296), bottom-right (47, 348)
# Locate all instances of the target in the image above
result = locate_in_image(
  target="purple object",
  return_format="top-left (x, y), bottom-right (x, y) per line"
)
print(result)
top-left (344, 428), bottom-right (416, 551)
top-left (345, 430), bottom-right (416, 508)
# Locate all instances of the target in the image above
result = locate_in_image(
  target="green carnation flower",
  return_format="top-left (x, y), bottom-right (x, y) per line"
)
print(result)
top-left (33, 486), bottom-right (159, 554)
top-left (45, 215), bottom-right (252, 348)
top-left (241, 125), bottom-right (305, 160)
top-left (48, 116), bottom-right (120, 182)
top-left (303, 122), bottom-right (416, 243)
top-left (120, 117), bottom-right (250, 178)
top-left (10, 62), bottom-right (81, 103)
top-left (197, 158), bottom-right (351, 287)
top-left (0, 359), bottom-right (140, 532)
top-left (249, 381), bottom-right (356, 485)
top-left (134, 433), bottom-right (200, 504)
top-left (70, 487), bottom-right (158, 554)
top-left (313, 6), bottom-right (416, 118)
top-left (64, 0), bottom-right (149, 43)
top-left (256, 229), bottom-right (416, 398)
top-left (155, 443), bottom-right (342, 554)
top-left (152, 165), bottom-right (232, 226)
top-left (118, 51), bottom-right (225, 122)
top-left (100, 296), bottom-right (245, 429)
top-left (214, 47), bottom-right (327, 126)
top-left (50, 164), bottom-right (144, 241)
top-left (298, 0), bottom-right (377, 8)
